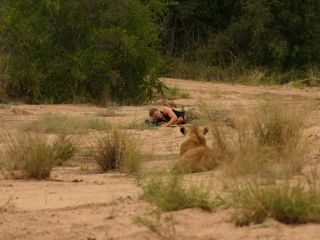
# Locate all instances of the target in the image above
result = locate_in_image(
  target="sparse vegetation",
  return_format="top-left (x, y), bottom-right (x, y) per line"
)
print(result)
top-left (202, 102), bottom-right (306, 178)
top-left (93, 130), bottom-right (142, 174)
top-left (96, 108), bottom-right (122, 117)
top-left (229, 181), bottom-right (320, 226)
top-left (0, 103), bottom-right (10, 109)
top-left (134, 211), bottom-right (177, 240)
top-left (52, 135), bottom-right (77, 166)
top-left (160, 86), bottom-right (190, 100)
top-left (142, 173), bottom-right (213, 212)
top-left (23, 115), bottom-right (111, 134)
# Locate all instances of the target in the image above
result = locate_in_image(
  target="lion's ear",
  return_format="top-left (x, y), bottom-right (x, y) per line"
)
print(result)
top-left (203, 127), bottom-right (209, 135)
top-left (180, 127), bottom-right (186, 135)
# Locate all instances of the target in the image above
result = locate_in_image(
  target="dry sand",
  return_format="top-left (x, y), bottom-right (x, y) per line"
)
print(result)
top-left (0, 78), bottom-right (320, 240)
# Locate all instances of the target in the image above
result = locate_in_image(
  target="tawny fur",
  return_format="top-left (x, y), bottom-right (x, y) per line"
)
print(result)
top-left (174, 125), bottom-right (217, 173)
top-left (179, 125), bottom-right (207, 155)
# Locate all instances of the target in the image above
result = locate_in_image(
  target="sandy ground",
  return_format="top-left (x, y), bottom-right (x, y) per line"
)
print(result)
top-left (0, 78), bottom-right (320, 240)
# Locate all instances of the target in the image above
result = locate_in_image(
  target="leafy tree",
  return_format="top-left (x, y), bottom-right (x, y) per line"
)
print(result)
top-left (0, 0), bottom-right (162, 104)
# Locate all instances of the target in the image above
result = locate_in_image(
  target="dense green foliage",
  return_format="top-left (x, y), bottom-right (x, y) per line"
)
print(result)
top-left (0, 0), bottom-right (163, 104)
top-left (0, 0), bottom-right (320, 103)
top-left (163, 0), bottom-right (320, 71)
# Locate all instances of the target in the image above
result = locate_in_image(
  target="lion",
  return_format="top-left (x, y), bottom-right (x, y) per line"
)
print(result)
top-left (173, 125), bottom-right (217, 173)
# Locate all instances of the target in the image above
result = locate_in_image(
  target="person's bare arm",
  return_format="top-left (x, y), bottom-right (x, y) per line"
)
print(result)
top-left (161, 107), bottom-right (177, 127)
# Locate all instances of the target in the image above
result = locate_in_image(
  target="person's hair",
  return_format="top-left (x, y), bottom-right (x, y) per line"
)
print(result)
top-left (149, 108), bottom-right (158, 117)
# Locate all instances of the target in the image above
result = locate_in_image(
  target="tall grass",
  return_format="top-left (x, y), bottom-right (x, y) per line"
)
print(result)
top-left (93, 130), bottom-right (142, 174)
top-left (202, 102), bottom-right (306, 178)
top-left (165, 57), bottom-right (266, 84)
top-left (142, 173), bottom-right (213, 211)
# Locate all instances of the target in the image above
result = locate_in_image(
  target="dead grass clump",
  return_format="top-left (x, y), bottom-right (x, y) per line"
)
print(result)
top-left (52, 135), bottom-right (77, 166)
top-left (229, 181), bottom-right (320, 226)
top-left (142, 173), bottom-right (213, 212)
top-left (93, 130), bottom-right (142, 174)
top-left (4, 133), bottom-right (56, 179)
top-left (23, 115), bottom-right (111, 134)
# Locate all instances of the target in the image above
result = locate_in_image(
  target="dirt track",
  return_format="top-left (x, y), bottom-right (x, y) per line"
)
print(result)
top-left (0, 78), bottom-right (320, 240)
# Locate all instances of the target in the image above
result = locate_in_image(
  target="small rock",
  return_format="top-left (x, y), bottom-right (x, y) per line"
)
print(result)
top-left (72, 179), bottom-right (83, 183)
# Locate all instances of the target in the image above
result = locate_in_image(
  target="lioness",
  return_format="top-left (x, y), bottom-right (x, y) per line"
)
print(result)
top-left (173, 125), bottom-right (217, 173)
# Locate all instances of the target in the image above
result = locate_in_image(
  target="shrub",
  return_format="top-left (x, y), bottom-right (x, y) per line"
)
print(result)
top-left (4, 133), bottom-right (56, 179)
top-left (93, 130), bottom-right (142, 174)
top-left (52, 135), bottom-right (77, 166)
top-left (142, 173), bottom-right (213, 211)
top-left (229, 181), bottom-right (320, 226)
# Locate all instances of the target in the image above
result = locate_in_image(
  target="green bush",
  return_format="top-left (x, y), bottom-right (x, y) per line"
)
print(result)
top-left (161, 1), bottom-right (320, 82)
top-left (0, 0), bottom-right (163, 104)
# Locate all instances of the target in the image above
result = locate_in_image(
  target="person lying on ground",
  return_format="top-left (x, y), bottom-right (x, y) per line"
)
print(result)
top-left (149, 107), bottom-right (185, 127)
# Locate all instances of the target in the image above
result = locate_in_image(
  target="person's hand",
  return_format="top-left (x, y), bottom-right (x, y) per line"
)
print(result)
top-left (161, 123), bottom-right (168, 127)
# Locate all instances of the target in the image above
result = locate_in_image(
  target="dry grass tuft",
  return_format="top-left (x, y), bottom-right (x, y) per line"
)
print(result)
top-left (3, 133), bottom-right (56, 179)
top-left (228, 180), bottom-right (320, 226)
top-left (1, 132), bottom-right (78, 179)
top-left (93, 130), bottom-right (142, 174)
